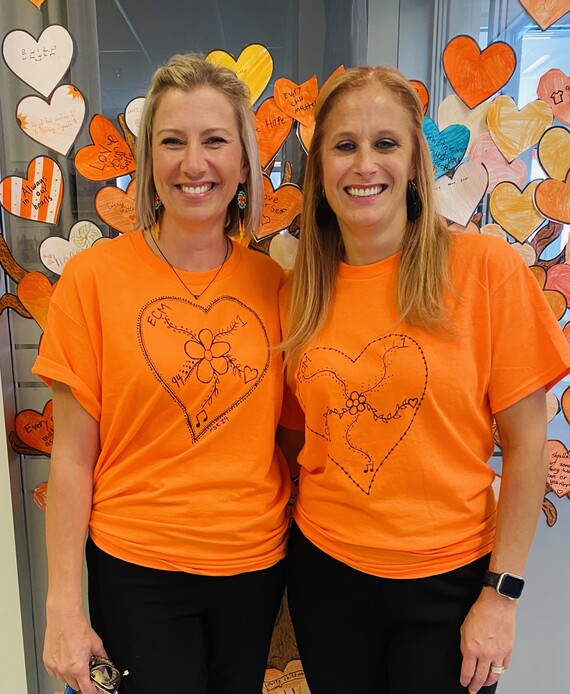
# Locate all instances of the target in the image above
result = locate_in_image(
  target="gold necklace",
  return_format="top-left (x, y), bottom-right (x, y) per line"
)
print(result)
top-left (148, 230), bottom-right (231, 301)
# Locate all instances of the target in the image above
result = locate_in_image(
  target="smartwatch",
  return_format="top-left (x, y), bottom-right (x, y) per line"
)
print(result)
top-left (483, 570), bottom-right (525, 599)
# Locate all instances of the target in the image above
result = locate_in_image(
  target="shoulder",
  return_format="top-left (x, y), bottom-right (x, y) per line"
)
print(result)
top-left (61, 233), bottom-right (132, 277)
top-left (450, 231), bottom-right (525, 273)
top-left (237, 242), bottom-right (286, 282)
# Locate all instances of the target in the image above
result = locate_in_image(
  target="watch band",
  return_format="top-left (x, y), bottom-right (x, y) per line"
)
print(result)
top-left (483, 570), bottom-right (525, 599)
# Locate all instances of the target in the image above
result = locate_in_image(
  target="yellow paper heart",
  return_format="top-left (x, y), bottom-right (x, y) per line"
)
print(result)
top-left (489, 180), bottom-right (545, 242)
top-left (487, 95), bottom-right (553, 162)
top-left (537, 126), bottom-right (570, 181)
top-left (206, 44), bottom-right (273, 105)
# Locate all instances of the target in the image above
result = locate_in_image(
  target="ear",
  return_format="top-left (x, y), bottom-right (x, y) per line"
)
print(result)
top-left (240, 158), bottom-right (249, 185)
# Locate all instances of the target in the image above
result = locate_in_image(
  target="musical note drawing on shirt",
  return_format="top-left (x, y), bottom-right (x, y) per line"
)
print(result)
top-left (297, 334), bottom-right (428, 494)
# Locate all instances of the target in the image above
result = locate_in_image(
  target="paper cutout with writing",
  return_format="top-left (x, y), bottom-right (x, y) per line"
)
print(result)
top-left (537, 69), bottom-right (570, 125)
top-left (17, 84), bottom-right (86, 156)
top-left (469, 132), bottom-right (528, 194)
top-left (410, 80), bottom-right (429, 115)
top-left (0, 156), bottom-right (63, 225)
top-left (534, 173), bottom-right (570, 224)
top-left (2, 25), bottom-right (74, 98)
top-left (548, 440), bottom-right (570, 498)
top-left (537, 126), bottom-right (570, 180)
top-left (15, 400), bottom-right (53, 455)
top-left (422, 116), bottom-right (469, 178)
top-left (519, 0), bottom-right (570, 30)
top-left (40, 220), bottom-right (103, 275)
top-left (487, 95), bottom-right (553, 162)
top-left (75, 114), bottom-right (136, 181)
top-left (274, 75), bottom-right (319, 127)
top-left (255, 98), bottom-right (293, 168)
top-left (263, 660), bottom-right (308, 694)
top-left (295, 66), bottom-right (345, 153)
top-left (442, 35), bottom-right (516, 109)
top-left (489, 180), bottom-right (545, 242)
top-left (434, 161), bottom-right (488, 226)
top-left (95, 178), bottom-right (138, 233)
top-left (17, 272), bottom-right (57, 329)
top-left (206, 44), bottom-right (273, 105)
top-left (259, 175), bottom-right (303, 241)
top-left (438, 95), bottom-right (491, 153)
top-left (124, 97), bottom-right (146, 137)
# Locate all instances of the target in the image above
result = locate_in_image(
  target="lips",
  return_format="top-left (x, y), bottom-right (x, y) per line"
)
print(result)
top-left (179, 183), bottom-right (215, 194)
top-left (345, 184), bottom-right (387, 197)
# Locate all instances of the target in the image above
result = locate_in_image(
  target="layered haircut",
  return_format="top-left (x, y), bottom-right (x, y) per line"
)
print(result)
top-left (135, 53), bottom-right (262, 237)
top-left (284, 65), bottom-right (451, 372)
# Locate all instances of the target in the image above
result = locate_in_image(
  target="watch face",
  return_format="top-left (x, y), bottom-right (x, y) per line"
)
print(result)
top-left (498, 573), bottom-right (525, 599)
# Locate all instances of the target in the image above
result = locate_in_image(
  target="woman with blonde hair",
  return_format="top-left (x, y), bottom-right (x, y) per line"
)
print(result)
top-left (284, 65), bottom-right (570, 694)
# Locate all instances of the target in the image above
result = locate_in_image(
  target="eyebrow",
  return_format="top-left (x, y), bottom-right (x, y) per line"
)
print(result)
top-left (329, 129), bottom-right (401, 139)
top-left (155, 126), bottom-right (234, 137)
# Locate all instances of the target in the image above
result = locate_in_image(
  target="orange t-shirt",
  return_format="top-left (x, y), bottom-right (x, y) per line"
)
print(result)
top-left (33, 231), bottom-right (291, 575)
top-left (291, 233), bottom-right (570, 578)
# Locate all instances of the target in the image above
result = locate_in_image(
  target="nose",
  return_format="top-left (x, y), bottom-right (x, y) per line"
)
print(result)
top-left (181, 144), bottom-right (207, 177)
top-left (353, 145), bottom-right (377, 176)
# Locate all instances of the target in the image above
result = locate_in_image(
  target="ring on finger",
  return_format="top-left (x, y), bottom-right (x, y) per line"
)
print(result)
top-left (490, 665), bottom-right (507, 675)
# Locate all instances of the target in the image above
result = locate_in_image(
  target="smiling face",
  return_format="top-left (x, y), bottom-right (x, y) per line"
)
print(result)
top-left (151, 86), bottom-right (247, 236)
top-left (320, 84), bottom-right (417, 260)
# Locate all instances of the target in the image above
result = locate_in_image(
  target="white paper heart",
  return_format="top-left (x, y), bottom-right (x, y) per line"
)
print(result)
top-left (269, 232), bottom-right (299, 270)
top-left (437, 95), bottom-right (491, 154)
top-left (16, 84), bottom-right (85, 155)
top-left (40, 220), bottom-right (102, 274)
top-left (435, 161), bottom-right (489, 226)
top-left (124, 97), bottom-right (146, 137)
top-left (2, 25), bottom-right (74, 98)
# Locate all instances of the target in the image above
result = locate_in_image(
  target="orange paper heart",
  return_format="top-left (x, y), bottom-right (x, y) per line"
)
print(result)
top-left (489, 180), bottom-right (545, 241)
top-left (519, 0), bottom-right (570, 30)
top-left (15, 400), bottom-right (53, 455)
top-left (75, 115), bottom-right (135, 181)
top-left (95, 178), bottom-right (138, 233)
top-left (28, 0), bottom-right (46, 6)
top-left (254, 98), bottom-right (293, 168)
top-left (537, 69), bottom-right (570, 125)
top-left (487, 95), bottom-right (553, 162)
top-left (534, 174), bottom-right (570, 224)
top-left (33, 482), bottom-right (48, 509)
top-left (274, 75), bottom-right (319, 127)
top-left (537, 126), bottom-right (570, 180)
top-left (259, 175), bottom-right (303, 240)
top-left (0, 156), bottom-right (63, 225)
top-left (264, 660), bottom-right (308, 694)
top-left (410, 80), bottom-right (429, 115)
top-left (297, 121), bottom-right (316, 154)
top-left (17, 271), bottom-right (57, 329)
top-left (442, 35), bottom-right (516, 109)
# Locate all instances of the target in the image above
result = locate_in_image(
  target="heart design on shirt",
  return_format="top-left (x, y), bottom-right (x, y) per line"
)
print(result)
top-left (15, 400), bottom-right (53, 455)
top-left (138, 296), bottom-right (269, 442)
top-left (297, 334), bottom-right (427, 494)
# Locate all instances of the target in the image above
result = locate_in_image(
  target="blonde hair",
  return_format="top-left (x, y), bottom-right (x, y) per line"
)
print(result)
top-left (284, 65), bottom-right (450, 372)
top-left (135, 53), bottom-right (262, 237)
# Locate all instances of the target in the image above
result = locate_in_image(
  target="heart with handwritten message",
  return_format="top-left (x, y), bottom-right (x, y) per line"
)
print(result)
top-left (0, 156), bottom-right (63, 225)
top-left (537, 69), bottom-right (570, 125)
top-left (40, 220), bottom-right (102, 275)
top-left (124, 96), bottom-right (146, 137)
top-left (15, 400), bottom-right (53, 455)
top-left (487, 95), bottom-right (552, 162)
top-left (434, 161), bottom-right (488, 226)
top-left (274, 75), bottom-right (319, 127)
top-left (410, 80), bottom-right (429, 115)
top-left (2, 25), bottom-right (74, 98)
top-left (519, 0), bottom-right (570, 30)
top-left (259, 175), bottom-right (303, 240)
top-left (469, 132), bottom-right (527, 194)
top-left (534, 174), bottom-right (570, 224)
top-left (75, 115), bottom-right (136, 181)
top-left (95, 178), bottom-right (138, 233)
top-left (548, 440), bottom-right (570, 498)
top-left (442, 35), bottom-right (516, 109)
top-left (438, 95), bottom-right (491, 153)
top-left (206, 44), bottom-right (273, 105)
top-left (254, 97), bottom-right (293, 168)
top-left (17, 84), bottom-right (86, 156)
top-left (17, 272), bottom-right (57, 329)
top-left (489, 180), bottom-right (545, 241)
top-left (422, 116), bottom-right (469, 178)
top-left (264, 660), bottom-right (308, 694)
top-left (537, 126), bottom-right (570, 181)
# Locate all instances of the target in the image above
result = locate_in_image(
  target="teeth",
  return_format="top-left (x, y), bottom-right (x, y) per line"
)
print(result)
top-left (346, 185), bottom-right (383, 197)
top-left (180, 184), bottom-right (213, 194)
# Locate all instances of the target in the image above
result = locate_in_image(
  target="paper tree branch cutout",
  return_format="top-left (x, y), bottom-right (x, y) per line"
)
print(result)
top-left (422, 116), bottom-right (469, 178)
top-left (258, 173), bottom-right (303, 242)
top-left (518, 0), bottom-right (570, 31)
top-left (95, 178), bottom-right (139, 233)
top-left (487, 96), bottom-right (553, 162)
top-left (0, 156), bottom-right (64, 225)
top-left (435, 161), bottom-right (488, 226)
top-left (74, 114), bottom-right (136, 181)
top-left (489, 180), bottom-right (545, 242)
top-left (17, 85), bottom-right (86, 156)
top-left (40, 220), bottom-right (105, 275)
top-left (2, 25), bottom-right (74, 98)
top-left (529, 220), bottom-right (566, 265)
top-left (11, 399), bottom-right (53, 456)
top-left (469, 133), bottom-right (527, 194)
top-left (438, 96), bottom-right (491, 153)
top-left (442, 35), bottom-right (516, 109)
top-left (206, 44), bottom-right (273, 106)
top-left (537, 69), bottom-right (570, 125)
top-left (537, 126), bottom-right (570, 181)
top-left (0, 235), bottom-right (32, 319)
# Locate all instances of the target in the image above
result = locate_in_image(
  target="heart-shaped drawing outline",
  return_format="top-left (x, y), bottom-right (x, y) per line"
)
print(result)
top-left (259, 174), bottom-right (303, 240)
top-left (489, 179), bottom-right (545, 241)
top-left (434, 161), bottom-right (489, 226)
top-left (15, 400), bottom-right (53, 455)
top-left (254, 97), bottom-right (293, 168)
top-left (534, 173), bottom-right (570, 224)
top-left (74, 114), bottom-right (136, 181)
top-left (95, 178), bottom-right (138, 233)
top-left (206, 44), bottom-right (273, 105)
top-left (0, 156), bottom-right (64, 225)
top-left (40, 220), bottom-right (102, 275)
top-left (274, 75), bottom-right (319, 127)
top-left (537, 126), bottom-right (570, 181)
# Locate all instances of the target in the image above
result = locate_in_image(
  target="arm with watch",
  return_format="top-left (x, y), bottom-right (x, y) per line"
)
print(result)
top-left (459, 387), bottom-right (550, 694)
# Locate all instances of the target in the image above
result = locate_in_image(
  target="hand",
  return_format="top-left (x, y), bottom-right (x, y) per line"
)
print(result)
top-left (44, 608), bottom-right (107, 694)
top-left (459, 588), bottom-right (516, 693)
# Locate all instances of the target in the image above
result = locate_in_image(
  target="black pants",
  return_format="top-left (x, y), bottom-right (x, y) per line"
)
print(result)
top-left (287, 523), bottom-right (498, 694)
top-left (86, 536), bottom-right (285, 694)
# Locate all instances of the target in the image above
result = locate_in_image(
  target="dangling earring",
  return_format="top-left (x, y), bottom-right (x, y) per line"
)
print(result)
top-left (237, 184), bottom-right (247, 239)
top-left (153, 193), bottom-right (162, 240)
top-left (315, 189), bottom-right (332, 227)
top-left (406, 180), bottom-right (422, 222)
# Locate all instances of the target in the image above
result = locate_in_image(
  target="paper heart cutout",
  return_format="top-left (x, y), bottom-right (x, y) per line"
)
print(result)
top-left (410, 80), bottom-right (429, 115)
top-left (519, 0), bottom-right (570, 30)
top-left (298, 334), bottom-right (427, 494)
top-left (264, 660), bottom-right (308, 694)
top-left (544, 263), bottom-right (570, 305)
top-left (562, 384), bottom-right (570, 425)
top-left (438, 95), bottom-right (491, 153)
top-left (139, 297), bottom-right (269, 442)
top-left (28, 0), bottom-right (46, 6)
top-left (537, 69), bottom-right (570, 125)
top-left (548, 440), bottom-right (570, 498)
top-left (537, 126), bottom-right (570, 180)
top-left (95, 178), bottom-right (138, 233)
top-left (33, 482), bottom-right (48, 510)
top-left (534, 174), bottom-right (570, 223)
top-left (487, 95), bottom-right (552, 162)
top-left (274, 75), bottom-right (319, 127)
top-left (17, 84), bottom-right (86, 156)
top-left (489, 180), bottom-right (545, 241)
top-left (259, 175), bottom-right (303, 240)
top-left (269, 232), bottom-right (298, 270)
top-left (0, 156), bottom-right (64, 225)
top-left (434, 161), bottom-right (489, 226)
top-left (74, 115), bottom-right (136, 181)
top-left (124, 96), bottom-right (145, 137)
top-left (422, 116), bottom-right (469, 178)
top-left (206, 44), bottom-right (273, 105)
top-left (40, 220), bottom-right (102, 275)
top-left (2, 25), bottom-right (74, 98)
top-left (442, 35), bottom-right (516, 109)
top-left (481, 223), bottom-right (507, 240)
top-left (254, 97), bottom-right (293, 168)
top-left (15, 400), bottom-right (53, 455)
top-left (469, 132), bottom-right (527, 194)
top-left (17, 271), bottom-right (57, 329)
top-left (297, 121), bottom-right (315, 154)
top-left (544, 289), bottom-right (568, 319)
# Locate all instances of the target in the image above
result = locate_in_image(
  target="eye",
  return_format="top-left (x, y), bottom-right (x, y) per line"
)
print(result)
top-left (375, 139), bottom-right (398, 150)
top-left (204, 136), bottom-right (227, 146)
top-left (161, 137), bottom-right (184, 147)
top-left (334, 141), bottom-right (356, 152)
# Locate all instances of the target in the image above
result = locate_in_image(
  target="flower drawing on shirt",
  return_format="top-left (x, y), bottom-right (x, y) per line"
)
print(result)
top-left (346, 390), bottom-right (367, 414)
top-left (185, 328), bottom-right (230, 383)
